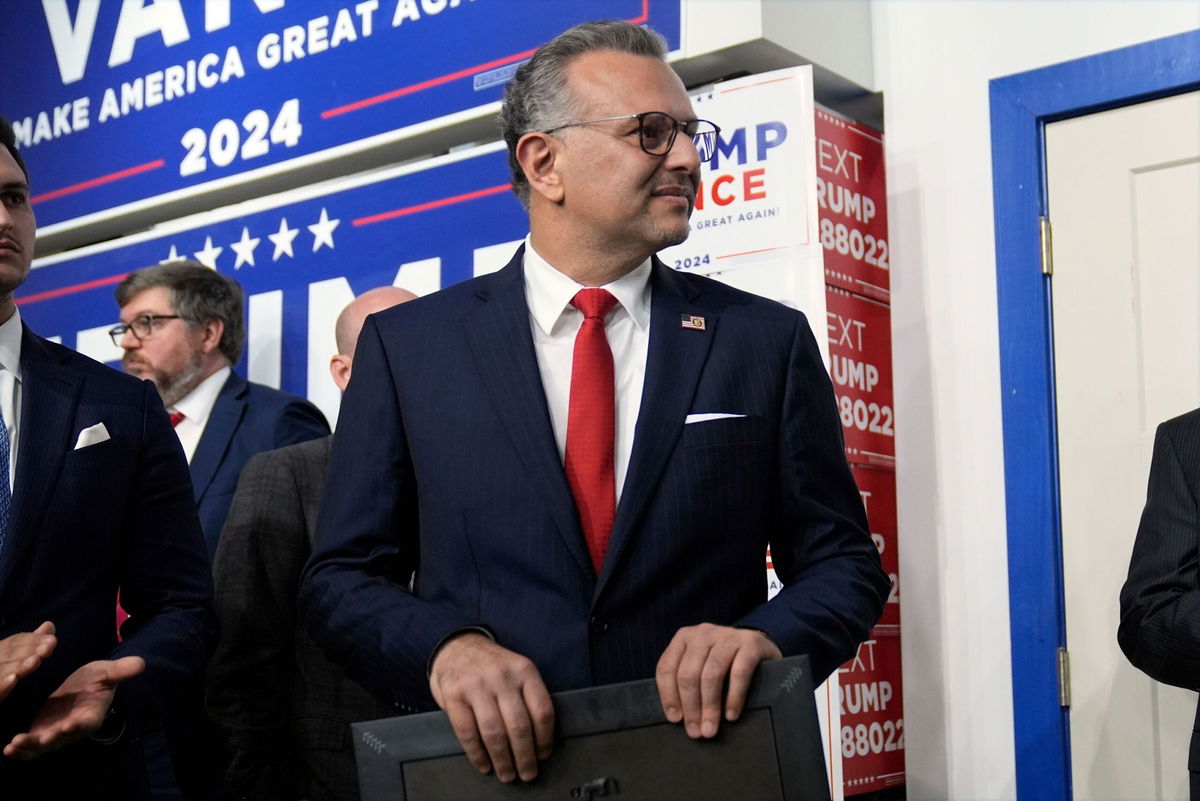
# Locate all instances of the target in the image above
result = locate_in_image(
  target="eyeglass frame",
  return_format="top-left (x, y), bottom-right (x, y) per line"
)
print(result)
top-left (108, 314), bottom-right (183, 346)
top-left (540, 111), bottom-right (721, 160)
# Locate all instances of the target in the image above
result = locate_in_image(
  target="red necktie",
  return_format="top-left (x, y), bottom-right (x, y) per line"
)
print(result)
top-left (169, 411), bottom-right (185, 427)
top-left (565, 289), bottom-right (620, 574)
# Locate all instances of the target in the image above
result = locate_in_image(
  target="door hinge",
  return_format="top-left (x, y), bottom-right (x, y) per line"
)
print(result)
top-left (1039, 216), bottom-right (1054, 276)
top-left (1057, 646), bottom-right (1071, 707)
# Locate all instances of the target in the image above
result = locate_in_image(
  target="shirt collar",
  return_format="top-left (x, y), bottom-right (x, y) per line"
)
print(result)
top-left (522, 235), bottom-right (652, 336)
top-left (172, 365), bottom-right (231, 427)
top-left (0, 306), bottom-right (23, 382)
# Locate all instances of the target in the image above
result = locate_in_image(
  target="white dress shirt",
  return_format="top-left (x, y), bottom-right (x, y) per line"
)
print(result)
top-left (523, 237), bottom-right (651, 503)
top-left (0, 307), bottom-right (22, 490)
top-left (169, 365), bottom-right (231, 463)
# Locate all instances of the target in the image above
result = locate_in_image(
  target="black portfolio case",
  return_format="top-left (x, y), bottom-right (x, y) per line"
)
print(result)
top-left (352, 654), bottom-right (830, 800)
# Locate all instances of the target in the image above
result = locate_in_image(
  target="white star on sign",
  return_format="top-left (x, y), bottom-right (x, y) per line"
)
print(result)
top-left (308, 207), bottom-right (340, 252)
top-left (269, 217), bottom-right (299, 261)
top-left (230, 227), bottom-right (261, 270)
top-left (193, 236), bottom-right (223, 269)
top-left (160, 244), bottom-right (181, 263)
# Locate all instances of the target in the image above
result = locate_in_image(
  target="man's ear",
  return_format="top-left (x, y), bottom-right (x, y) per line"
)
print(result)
top-left (198, 319), bottom-right (225, 355)
top-left (330, 354), bottom-right (352, 392)
top-left (516, 132), bottom-right (565, 204)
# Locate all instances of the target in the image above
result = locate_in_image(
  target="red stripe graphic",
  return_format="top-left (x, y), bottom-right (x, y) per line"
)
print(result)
top-left (322, 49), bottom-right (538, 119)
top-left (31, 160), bottom-right (166, 205)
top-left (353, 184), bottom-right (510, 226)
top-left (16, 272), bottom-right (129, 306)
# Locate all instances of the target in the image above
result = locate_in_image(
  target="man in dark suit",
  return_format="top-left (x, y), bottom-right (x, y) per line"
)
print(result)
top-left (301, 20), bottom-right (889, 785)
top-left (207, 286), bottom-right (415, 801)
top-left (0, 115), bottom-right (216, 798)
top-left (1120, 408), bottom-right (1200, 799)
top-left (112, 261), bottom-right (329, 558)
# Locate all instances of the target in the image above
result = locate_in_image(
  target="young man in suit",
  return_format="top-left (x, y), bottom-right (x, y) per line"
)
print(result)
top-left (0, 116), bottom-right (216, 798)
top-left (112, 262), bottom-right (330, 558)
top-left (301, 20), bottom-right (889, 784)
top-left (1120, 408), bottom-right (1200, 799)
top-left (207, 286), bottom-right (416, 801)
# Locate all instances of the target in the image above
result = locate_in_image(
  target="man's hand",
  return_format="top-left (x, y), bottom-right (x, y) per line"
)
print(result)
top-left (3, 656), bottom-right (145, 760)
top-left (429, 633), bottom-right (554, 783)
top-left (656, 623), bottom-right (782, 739)
top-left (0, 622), bottom-right (57, 703)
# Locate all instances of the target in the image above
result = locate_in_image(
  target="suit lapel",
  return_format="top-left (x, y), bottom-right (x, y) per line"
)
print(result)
top-left (462, 248), bottom-right (593, 579)
top-left (0, 328), bottom-right (82, 589)
top-left (189, 372), bottom-right (246, 503)
top-left (597, 261), bottom-right (716, 595)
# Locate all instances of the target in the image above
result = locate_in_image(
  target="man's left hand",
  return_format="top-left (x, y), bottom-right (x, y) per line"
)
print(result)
top-left (2, 656), bottom-right (145, 760)
top-left (655, 624), bottom-right (782, 739)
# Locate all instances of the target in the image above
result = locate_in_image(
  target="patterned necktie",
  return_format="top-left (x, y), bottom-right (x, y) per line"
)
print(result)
top-left (564, 288), bottom-right (619, 574)
top-left (169, 411), bottom-right (185, 427)
top-left (0, 405), bottom-right (11, 554)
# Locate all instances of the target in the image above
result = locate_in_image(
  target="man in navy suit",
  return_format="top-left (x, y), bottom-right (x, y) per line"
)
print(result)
top-left (302, 20), bottom-right (888, 785)
top-left (113, 261), bottom-right (329, 558)
top-left (1120, 408), bottom-right (1200, 799)
top-left (0, 116), bottom-right (216, 798)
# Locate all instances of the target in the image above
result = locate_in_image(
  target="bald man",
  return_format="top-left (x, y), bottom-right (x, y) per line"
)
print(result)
top-left (206, 287), bottom-right (416, 801)
top-left (330, 286), bottom-right (418, 393)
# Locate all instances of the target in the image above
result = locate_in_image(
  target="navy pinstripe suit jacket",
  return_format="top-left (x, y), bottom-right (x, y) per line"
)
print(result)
top-left (301, 249), bottom-right (888, 714)
top-left (1120, 407), bottom-right (1200, 794)
top-left (0, 327), bottom-right (215, 797)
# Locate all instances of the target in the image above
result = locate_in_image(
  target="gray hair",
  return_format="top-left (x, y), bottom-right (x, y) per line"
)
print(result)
top-left (498, 20), bottom-right (668, 208)
top-left (115, 260), bottom-right (245, 364)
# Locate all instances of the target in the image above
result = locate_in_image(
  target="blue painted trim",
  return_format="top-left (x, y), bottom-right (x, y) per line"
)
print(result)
top-left (990, 29), bottom-right (1200, 801)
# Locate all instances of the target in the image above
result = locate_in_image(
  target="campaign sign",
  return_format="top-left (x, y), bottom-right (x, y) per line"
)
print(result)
top-left (2, 0), bottom-right (680, 231)
top-left (664, 66), bottom-right (828, 360)
top-left (838, 631), bottom-right (905, 794)
top-left (17, 141), bottom-right (528, 427)
top-left (852, 465), bottom-right (899, 632)
top-left (843, 466), bottom-right (904, 794)
top-left (662, 67), bottom-right (821, 284)
top-left (826, 285), bottom-right (894, 468)
top-left (815, 109), bottom-right (889, 303)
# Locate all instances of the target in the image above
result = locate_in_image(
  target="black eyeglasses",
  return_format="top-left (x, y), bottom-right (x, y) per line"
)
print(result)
top-left (542, 111), bottom-right (721, 161)
top-left (109, 314), bottom-right (181, 346)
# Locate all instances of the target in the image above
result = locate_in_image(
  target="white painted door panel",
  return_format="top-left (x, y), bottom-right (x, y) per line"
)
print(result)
top-left (1048, 89), bottom-right (1200, 800)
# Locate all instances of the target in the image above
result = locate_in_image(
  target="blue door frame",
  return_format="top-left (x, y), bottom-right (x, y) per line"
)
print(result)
top-left (990, 28), bottom-right (1200, 801)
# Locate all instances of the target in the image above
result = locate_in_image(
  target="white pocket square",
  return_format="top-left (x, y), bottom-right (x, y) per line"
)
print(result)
top-left (684, 413), bottom-right (747, 424)
top-left (73, 422), bottom-right (111, 450)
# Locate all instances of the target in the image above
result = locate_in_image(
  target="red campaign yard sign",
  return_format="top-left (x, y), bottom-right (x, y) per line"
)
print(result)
top-left (815, 108), bottom-right (889, 303)
top-left (852, 465), bottom-right (899, 629)
top-left (839, 632), bottom-right (905, 793)
top-left (842, 465), bottom-right (904, 793)
top-left (842, 461), bottom-right (905, 792)
top-left (827, 285), bottom-right (895, 468)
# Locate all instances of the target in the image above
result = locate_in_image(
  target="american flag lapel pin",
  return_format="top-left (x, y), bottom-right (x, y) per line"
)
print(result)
top-left (680, 314), bottom-right (706, 330)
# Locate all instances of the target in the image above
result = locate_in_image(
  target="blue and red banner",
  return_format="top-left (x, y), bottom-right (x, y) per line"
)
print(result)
top-left (1, 0), bottom-right (680, 230)
top-left (18, 141), bottom-right (527, 426)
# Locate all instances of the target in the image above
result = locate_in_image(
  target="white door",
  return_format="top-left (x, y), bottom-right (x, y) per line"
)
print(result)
top-left (1048, 90), bottom-right (1200, 800)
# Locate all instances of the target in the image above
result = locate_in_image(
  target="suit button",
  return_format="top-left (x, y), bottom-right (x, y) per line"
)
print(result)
top-left (589, 616), bottom-right (609, 633)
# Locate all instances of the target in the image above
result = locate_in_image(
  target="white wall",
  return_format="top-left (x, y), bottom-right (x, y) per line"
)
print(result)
top-left (871, 3), bottom-right (1200, 799)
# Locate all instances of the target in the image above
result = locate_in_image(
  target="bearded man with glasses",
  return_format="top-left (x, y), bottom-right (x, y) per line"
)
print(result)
top-left (302, 19), bottom-right (888, 786)
top-left (109, 261), bottom-right (327, 799)
top-left (112, 261), bottom-right (328, 561)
